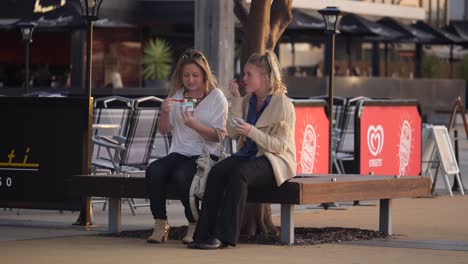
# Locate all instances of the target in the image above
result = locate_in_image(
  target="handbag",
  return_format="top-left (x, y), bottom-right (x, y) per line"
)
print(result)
top-left (189, 128), bottom-right (226, 220)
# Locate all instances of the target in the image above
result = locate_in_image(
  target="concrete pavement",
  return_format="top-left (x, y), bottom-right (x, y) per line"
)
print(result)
top-left (1, 196), bottom-right (468, 264)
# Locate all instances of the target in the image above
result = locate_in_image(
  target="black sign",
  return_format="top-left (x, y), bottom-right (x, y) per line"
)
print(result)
top-left (0, 97), bottom-right (92, 210)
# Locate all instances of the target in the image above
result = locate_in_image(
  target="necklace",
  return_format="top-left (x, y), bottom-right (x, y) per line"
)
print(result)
top-left (184, 91), bottom-right (205, 108)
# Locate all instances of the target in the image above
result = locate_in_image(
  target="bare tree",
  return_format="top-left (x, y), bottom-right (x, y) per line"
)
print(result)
top-left (234, 0), bottom-right (292, 68)
top-left (233, 0), bottom-right (293, 238)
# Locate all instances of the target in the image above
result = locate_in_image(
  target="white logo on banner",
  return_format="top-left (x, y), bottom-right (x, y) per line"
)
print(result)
top-left (398, 120), bottom-right (412, 175)
top-left (367, 125), bottom-right (384, 168)
top-left (367, 125), bottom-right (384, 156)
top-left (301, 124), bottom-right (316, 174)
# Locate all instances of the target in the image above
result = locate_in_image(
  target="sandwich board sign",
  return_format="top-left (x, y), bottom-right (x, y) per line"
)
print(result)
top-left (422, 125), bottom-right (464, 196)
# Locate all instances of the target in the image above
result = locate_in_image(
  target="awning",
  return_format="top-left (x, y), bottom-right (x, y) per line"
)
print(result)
top-left (136, 0), bottom-right (194, 25)
top-left (282, 11), bottom-right (406, 43)
top-left (443, 21), bottom-right (468, 47)
top-left (411, 21), bottom-right (462, 44)
top-left (339, 14), bottom-right (405, 41)
top-left (280, 8), bottom-right (325, 43)
top-left (14, 1), bottom-right (85, 31)
top-left (1, 0), bottom-right (139, 31)
top-left (288, 8), bottom-right (324, 31)
top-left (0, 19), bottom-right (20, 31)
top-left (378, 17), bottom-right (434, 43)
top-left (94, 18), bottom-right (136, 29)
top-left (450, 21), bottom-right (468, 41)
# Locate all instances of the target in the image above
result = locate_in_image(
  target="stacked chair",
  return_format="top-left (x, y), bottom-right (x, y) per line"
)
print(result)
top-left (92, 96), bottom-right (169, 215)
top-left (333, 96), bottom-right (370, 174)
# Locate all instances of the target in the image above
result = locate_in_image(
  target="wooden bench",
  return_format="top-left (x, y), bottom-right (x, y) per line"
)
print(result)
top-left (67, 174), bottom-right (431, 244)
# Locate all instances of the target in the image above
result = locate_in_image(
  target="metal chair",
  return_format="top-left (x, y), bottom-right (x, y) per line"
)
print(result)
top-left (92, 96), bottom-right (162, 174)
top-left (92, 96), bottom-right (134, 171)
top-left (92, 96), bottom-right (163, 214)
top-left (334, 97), bottom-right (370, 173)
top-left (311, 96), bottom-right (348, 173)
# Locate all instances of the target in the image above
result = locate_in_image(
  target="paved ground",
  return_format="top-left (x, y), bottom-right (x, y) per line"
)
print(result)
top-left (2, 196), bottom-right (468, 264)
top-left (1, 117), bottom-right (467, 263)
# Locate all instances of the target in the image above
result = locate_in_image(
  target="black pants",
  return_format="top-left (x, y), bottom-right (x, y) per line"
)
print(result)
top-left (145, 152), bottom-right (199, 223)
top-left (193, 155), bottom-right (276, 245)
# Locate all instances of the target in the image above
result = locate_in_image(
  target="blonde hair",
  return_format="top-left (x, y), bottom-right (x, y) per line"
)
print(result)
top-left (168, 49), bottom-right (218, 97)
top-left (246, 50), bottom-right (287, 95)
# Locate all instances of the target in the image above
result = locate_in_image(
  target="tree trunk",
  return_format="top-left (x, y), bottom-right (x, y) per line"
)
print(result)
top-left (233, 0), bottom-right (293, 238)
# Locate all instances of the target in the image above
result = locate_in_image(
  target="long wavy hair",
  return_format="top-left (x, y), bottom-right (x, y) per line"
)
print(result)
top-left (245, 50), bottom-right (287, 95)
top-left (168, 49), bottom-right (218, 97)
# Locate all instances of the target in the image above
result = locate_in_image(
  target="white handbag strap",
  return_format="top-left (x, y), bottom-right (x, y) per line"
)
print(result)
top-left (213, 128), bottom-right (226, 158)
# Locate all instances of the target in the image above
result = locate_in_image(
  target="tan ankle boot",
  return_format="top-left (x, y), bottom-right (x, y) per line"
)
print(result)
top-left (147, 219), bottom-right (169, 243)
top-left (182, 222), bottom-right (196, 244)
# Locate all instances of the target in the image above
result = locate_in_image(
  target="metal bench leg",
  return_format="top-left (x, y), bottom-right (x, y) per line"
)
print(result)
top-left (280, 204), bottom-right (295, 245)
top-left (379, 199), bottom-right (392, 235)
top-left (108, 197), bottom-right (122, 233)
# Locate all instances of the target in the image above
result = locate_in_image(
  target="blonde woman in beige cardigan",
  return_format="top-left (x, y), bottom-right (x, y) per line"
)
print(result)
top-left (189, 51), bottom-right (296, 249)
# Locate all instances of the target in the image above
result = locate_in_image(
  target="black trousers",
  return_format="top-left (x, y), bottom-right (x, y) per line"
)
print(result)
top-left (193, 155), bottom-right (276, 245)
top-left (145, 152), bottom-right (199, 223)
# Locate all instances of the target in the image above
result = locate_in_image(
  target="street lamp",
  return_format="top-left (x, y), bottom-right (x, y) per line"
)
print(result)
top-left (319, 6), bottom-right (341, 174)
top-left (79, 0), bottom-right (104, 98)
top-left (73, 0), bottom-right (104, 227)
top-left (18, 22), bottom-right (37, 95)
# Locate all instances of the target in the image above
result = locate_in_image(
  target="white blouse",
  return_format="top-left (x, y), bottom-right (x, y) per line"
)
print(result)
top-left (168, 88), bottom-right (228, 156)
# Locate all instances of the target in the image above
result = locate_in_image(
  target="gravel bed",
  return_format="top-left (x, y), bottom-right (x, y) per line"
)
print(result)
top-left (99, 226), bottom-right (389, 246)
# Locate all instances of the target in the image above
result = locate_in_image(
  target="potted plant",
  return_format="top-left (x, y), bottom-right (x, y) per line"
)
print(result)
top-left (422, 54), bottom-right (441, 79)
top-left (142, 38), bottom-right (173, 94)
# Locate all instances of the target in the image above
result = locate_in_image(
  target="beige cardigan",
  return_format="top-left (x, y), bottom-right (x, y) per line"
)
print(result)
top-left (227, 94), bottom-right (296, 186)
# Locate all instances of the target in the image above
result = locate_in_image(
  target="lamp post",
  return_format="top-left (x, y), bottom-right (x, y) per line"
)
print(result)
top-left (319, 6), bottom-right (341, 174)
top-left (18, 22), bottom-right (37, 95)
top-left (79, 0), bottom-right (104, 98)
top-left (73, 0), bottom-right (104, 227)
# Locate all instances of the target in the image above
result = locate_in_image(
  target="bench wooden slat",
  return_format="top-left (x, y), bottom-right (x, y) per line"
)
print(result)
top-left (68, 175), bottom-right (431, 205)
top-left (300, 177), bottom-right (431, 204)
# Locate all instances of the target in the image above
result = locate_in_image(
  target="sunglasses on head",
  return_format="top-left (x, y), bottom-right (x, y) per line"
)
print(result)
top-left (181, 52), bottom-right (203, 60)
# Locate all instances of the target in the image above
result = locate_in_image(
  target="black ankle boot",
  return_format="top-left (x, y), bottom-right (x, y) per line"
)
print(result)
top-left (196, 238), bottom-right (228, 250)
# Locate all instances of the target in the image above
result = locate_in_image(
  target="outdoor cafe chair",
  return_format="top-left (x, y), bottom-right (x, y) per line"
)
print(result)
top-left (92, 96), bottom-right (162, 174)
top-left (311, 96), bottom-right (348, 173)
top-left (92, 96), bottom-right (135, 171)
top-left (92, 96), bottom-right (162, 214)
top-left (91, 96), bottom-right (136, 209)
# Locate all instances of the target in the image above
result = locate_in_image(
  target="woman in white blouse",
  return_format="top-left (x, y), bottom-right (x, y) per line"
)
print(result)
top-left (146, 49), bottom-right (228, 244)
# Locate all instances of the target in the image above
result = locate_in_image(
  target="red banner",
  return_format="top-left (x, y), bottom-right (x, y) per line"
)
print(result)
top-left (294, 104), bottom-right (330, 174)
top-left (359, 105), bottom-right (421, 176)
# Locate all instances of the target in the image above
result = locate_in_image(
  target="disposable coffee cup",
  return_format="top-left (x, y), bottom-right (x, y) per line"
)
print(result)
top-left (181, 101), bottom-right (194, 113)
